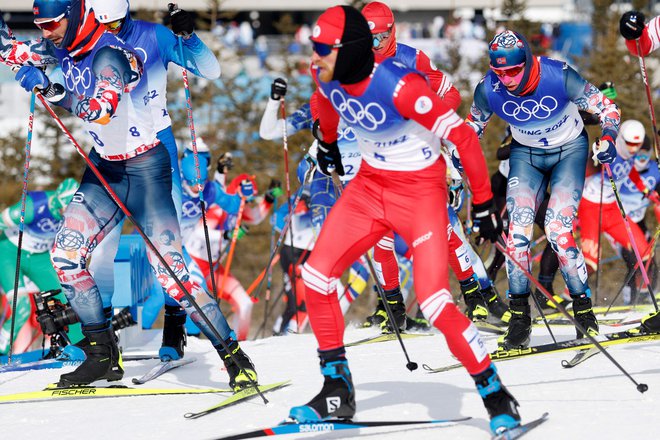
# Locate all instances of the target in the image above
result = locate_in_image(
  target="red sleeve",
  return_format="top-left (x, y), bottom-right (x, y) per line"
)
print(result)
top-left (393, 73), bottom-right (492, 204)
top-left (629, 167), bottom-right (649, 193)
top-left (415, 51), bottom-right (461, 111)
top-left (626, 27), bottom-right (653, 56)
top-left (311, 68), bottom-right (340, 143)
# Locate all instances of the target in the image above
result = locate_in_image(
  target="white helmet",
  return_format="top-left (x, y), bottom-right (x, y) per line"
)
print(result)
top-left (90, 0), bottom-right (129, 23)
top-left (616, 119), bottom-right (646, 159)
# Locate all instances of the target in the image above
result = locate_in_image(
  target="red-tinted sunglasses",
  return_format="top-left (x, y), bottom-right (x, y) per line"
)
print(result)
top-left (491, 63), bottom-right (525, 78)
top-left (34, 13), bottom-right (65, 32)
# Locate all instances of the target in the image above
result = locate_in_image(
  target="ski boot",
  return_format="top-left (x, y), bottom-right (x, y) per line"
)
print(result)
top-left (58, 324), bottom-right (124, 387)
top-left (159, 305), bottom-right (187, 361)
top-left (217, 338), bottom-right (258, 392)
top-left (627, 311), bottom-right (660, 335)
top-left (289, 348), bottom-right (356, 422)
top-left (406, 308), bottom-right (431, 331)
top-left (498, 296), bottom-right (531, 349)
top-left (378, 287), bottom-right (407, 333)
top-left (363, 294), bottom-right (387, 328)
top-left (472, 364), bottom-right (521, 435)
top-left (571, 293), bottom-right (598, 339)
top-left (481, 285), bottom-right (510, 323)
top-left (532, 288), bottom-right (569, 310)
top-left (461, 276), bottom-right (488, 321)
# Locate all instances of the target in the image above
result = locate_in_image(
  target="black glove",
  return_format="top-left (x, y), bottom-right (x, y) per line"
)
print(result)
top-left (317, 140), bottom-right (344, 176)
top-left (312, 119), bottom-right (323, 142)
top-left (471, 199), bottom-right (503, 244)
top-left (168, 3), bottom-right (194, 37)
top-left (265, 179), bottom-right (282, 203)
top-left (620, 10), bottom-right (645, 40)
top-left (271, 78), bottom-right (287, 100)
top-left (496, 143), bottom-right (511, 161)
top-left (216, 152), bottom-right (233, 174)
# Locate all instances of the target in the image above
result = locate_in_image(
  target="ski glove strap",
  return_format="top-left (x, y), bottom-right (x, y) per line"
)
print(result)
top-left (317, 140), bottom-right (344, 176)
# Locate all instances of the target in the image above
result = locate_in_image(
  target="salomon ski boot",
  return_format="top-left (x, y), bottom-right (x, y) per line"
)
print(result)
top-left (462, 276), bottom-right (488, 321)
top-left (473, 364), bottom-right (521, 435)
top-left (58, 324), bottom-right (123, 386)
top-left (289, 348), bottom-right (356, 422)
top-left (217, 338), bottom-right (258, 392)
top-left (572, 293), bottom-right (599, 338)
top-left (498, 296), bottom-right (531, 349)
top-left (379, 287), bottom-right (407, 333)
top-left (159, 305), bottom-right (187, 361)
top-left (481, 285), bottom-right (510, 323)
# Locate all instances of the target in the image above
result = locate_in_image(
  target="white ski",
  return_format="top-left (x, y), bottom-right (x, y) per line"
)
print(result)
top-left (131, 358), bottom-right (196, 385)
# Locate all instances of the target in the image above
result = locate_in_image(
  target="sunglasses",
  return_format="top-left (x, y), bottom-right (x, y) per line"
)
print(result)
top-left (491, 63), bottom-right (525, 78)
top-left (104, 19), bottom-right (123, 31)
top-left (310, 37), bottom-right (367, 57)
top-left (34, 13), bottom-right (65, 32)
top-left (635, 152), bottom-right (651, 161)
top-left (372, 31), bottom-right (391, 47)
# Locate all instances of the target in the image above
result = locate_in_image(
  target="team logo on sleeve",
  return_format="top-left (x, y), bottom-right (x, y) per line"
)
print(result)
top-left (414, 96), bottom-right (433, 114)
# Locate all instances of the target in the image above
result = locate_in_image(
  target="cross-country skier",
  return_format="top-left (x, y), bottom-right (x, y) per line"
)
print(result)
top-left (86, 0), bottom-right (222, 361)
top-left (289, 6), bottom-right (520, 435)
top-left (362, 1), bottom-right (509, 325)
top-left (3, 0), bottom-right (257, 389)
top-left (467, 30), bottom-right (620, 347)
top-left (0, 178), bottom-right (82, 354)
top-left (619, 10), bottom-right (660, 333)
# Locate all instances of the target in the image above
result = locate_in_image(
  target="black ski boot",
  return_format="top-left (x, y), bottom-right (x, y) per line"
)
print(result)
top-left (461, 276), bottom-right (488, 321)
top-left (289, 348), bottom-right (356, 422)
top-left (572, 293), bottom-right (599, 338)
top-left (472, 364), bottom-right (521, 435)
top-left (498, 296), bottom-right (531, 349)
top-left (58, 324), bottom-right (123, 386)
top-left (159, 305), bottom-right (187, 361)
top-left (481, 285), bottom-right (510, 323)
top-left (406, 308), bottom-right (431, 331)
top-left (364, 293), bottom-right (387, 328)
top-left (379, 287), bottom-right (407, 333)
top-left (628, 311), bottom-right (660, 335)
top-left (217, 338), bottom-right (258, 392)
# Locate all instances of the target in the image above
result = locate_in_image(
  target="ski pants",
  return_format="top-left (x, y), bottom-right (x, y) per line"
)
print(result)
top-left (302, 160), bottom-right (490, 374)
top-left (505, 133), bottom-right (590, 296)
top-left (50, 144), bottom-right (232, 345)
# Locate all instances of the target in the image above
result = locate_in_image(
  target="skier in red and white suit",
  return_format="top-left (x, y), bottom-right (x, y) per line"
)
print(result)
top-left (288, 6), bottom-right (521, 435)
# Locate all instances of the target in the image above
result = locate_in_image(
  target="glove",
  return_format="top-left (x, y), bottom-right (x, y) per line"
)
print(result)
top-left (238, 179), bottom-right (255, 201)
top-left (592, 136), bottom-right (617, 164)
top-left (216, 152), bottom-right (233, 174)
top-left (620, 10), bottom-right (645, 40)
top-left (265, 179), bottom-right (283, 203)
top-left (224, 225), bottom-right (249, 241)
top-left (448, 180), bottom-right (464, 211)
top-left (15, 66), bottom-right (49, 93)
top-left (471, 199), bottom-right (503, 244)
top-left (270, 78), bottom-right (287, 100)
top-left (311, 119), bottom-right (323, 142)
top-left (168, 3), bottom-right (194, 37)
top-left (496, 143), bottom-right (511, 161)
top-left (317, 140), bottom-right (344, 176)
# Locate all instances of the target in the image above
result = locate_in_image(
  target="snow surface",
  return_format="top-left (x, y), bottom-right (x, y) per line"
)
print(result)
top-left (0, 314), bottom-right (659, 440)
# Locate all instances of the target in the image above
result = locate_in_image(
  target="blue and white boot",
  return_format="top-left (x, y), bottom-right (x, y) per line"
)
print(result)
top-left (473, 364), bottom-right (521, 435)
top-left (158, 306), bottom-right (187, 361)
top-left (289, 349), bottom-right (356, 422)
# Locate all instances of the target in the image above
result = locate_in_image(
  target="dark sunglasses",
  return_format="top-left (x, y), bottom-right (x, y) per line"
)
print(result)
top-left (34, 13), bottom-right (65, 32)
top-left (310, 37), bottom-right (368, 57)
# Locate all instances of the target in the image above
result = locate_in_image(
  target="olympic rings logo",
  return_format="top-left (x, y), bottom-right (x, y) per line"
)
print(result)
top-left (62, 57), bottom-right (93, 95)
top-left (501, 96), bottom-right (558, 122)
top-left (181, 200), bottom-right (202, 219)
top-left (338, 127), bottom-right (357, 141)
top-left (36, 218), bottom-right (61, 233)
top-left (330, 90), bottom-right (386, 131)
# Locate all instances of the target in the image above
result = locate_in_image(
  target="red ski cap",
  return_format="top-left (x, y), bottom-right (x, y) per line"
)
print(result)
top-left (311, 5), bottom-right (345, 45)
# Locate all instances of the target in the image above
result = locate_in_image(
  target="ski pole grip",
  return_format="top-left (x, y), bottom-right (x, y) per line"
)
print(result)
top-left (168, 3), bottom-right (178, 14)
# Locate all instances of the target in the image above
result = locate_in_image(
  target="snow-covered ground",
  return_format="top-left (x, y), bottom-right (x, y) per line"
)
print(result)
top-left (0, 313), bottom-right (659, 440)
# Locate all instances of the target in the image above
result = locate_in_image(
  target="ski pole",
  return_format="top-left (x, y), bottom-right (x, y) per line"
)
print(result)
top-left (635, 39), bottom-right (660, 166)
top-left (494, 238), bottom-right (648, 393)
top-left (595, 167), bottom-right (604, 305)
top-left (259, 198), bottom-right (278, 339)
top-left (603, 161), bottom-right (659, 312)
top-left (31, 89), bottom-right (265, 401)
top-left (220, 196), bottom-right (246, 297)
top-left (170, 3), bottom-right (219, 304)
top-left (7, 91), bottom-right (35, 365)
top-left (331, 173), bottom-right (418, 371)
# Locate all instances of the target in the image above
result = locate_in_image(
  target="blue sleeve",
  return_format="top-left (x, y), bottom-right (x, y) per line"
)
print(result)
top-left (289, 103), bottom-right (314, 133)
top-left (209, 182), bottom-right (241, 214)
top-left (466, 80), bottom-right (494, 138)
top-left (154, 25), bottom-right (220, 79)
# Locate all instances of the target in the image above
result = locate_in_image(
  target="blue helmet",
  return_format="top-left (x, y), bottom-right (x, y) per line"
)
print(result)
top-left (181, 152), bottom-right (209, 187)
top-left (488, 30), bottom-right (528, 68)
top-left (33, 0), bottom-right (71, 20)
